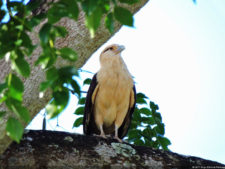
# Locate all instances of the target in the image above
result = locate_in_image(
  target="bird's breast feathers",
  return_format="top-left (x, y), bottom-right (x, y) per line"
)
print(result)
top-left (94, 69), bottom-right (133, 126)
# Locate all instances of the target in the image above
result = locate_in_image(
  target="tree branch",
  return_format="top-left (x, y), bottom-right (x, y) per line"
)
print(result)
top-left (0, 130), bottom-right (224, 168)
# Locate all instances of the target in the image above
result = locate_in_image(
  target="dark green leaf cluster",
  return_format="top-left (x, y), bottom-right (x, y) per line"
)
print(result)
top-left (127, 93), bottom-right (171, 150)
top-left (41, 66), bottom-right (81, 119)
top-left (0, 73), bottom-right (30, 143)
top-left (72, 77), bottom-right (91, 127)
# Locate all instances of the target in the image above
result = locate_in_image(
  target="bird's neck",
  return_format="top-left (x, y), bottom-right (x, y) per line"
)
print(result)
top-left (100, 55), bottom-right (129, 75)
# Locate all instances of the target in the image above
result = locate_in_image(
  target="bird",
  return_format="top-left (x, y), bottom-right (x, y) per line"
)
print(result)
top-left (83, 44), bottom-right (136, 142)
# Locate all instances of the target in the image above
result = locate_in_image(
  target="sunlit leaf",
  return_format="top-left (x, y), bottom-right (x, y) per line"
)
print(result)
top-left (7, 74), bottom-right (24, 94)
top-left (5, 99), bottom-right (30, 123)
top-left (105, 12), bottom-right (114, 33)
top-left (53, 26), bottom-right (68, 38)
top-left (6, 117), bottom-right (23, 143)
top-left (59, 47), bottom-right (78, 61)
top-left (12, 57), bottom-right (30, 77)
top-left (85, 7), bottom-right (102, 38)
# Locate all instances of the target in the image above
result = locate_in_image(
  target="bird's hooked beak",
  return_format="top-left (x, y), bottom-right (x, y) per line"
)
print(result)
top-left (117, 45), bottom-right (125, 53)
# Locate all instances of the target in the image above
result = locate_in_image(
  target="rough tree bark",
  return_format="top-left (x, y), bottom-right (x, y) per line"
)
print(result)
top-left (0, 130), bottom-right (224, 169)
top-left (0, 0), bottom-right (149, 154)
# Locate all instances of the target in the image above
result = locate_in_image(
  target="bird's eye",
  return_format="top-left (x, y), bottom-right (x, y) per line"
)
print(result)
top-left (103, 47), bottom-right (114, 53)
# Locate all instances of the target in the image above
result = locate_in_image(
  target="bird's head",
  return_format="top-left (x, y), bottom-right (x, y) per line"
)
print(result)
top-left (100, 44), bottom-right (125, 61)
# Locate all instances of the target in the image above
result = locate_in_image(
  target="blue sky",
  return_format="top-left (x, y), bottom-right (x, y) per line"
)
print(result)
top-left (24, 0), bottom-right (225, 164)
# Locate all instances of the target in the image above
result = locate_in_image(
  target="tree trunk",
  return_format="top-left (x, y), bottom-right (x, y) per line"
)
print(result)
top-left (0, 130), bottom-right (224, 169)
top-left (0, 0), bottom-right (149, 154)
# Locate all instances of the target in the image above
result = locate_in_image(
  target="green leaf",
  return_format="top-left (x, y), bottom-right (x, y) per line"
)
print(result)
top-left (0, 82), bottom-right (7, 93)
top-left (119, 0), bottom-right (138, 4)
top-left (39, 23), bottom-right (52, 44)
top-left (58, 66), bottom-right (79, 79)
top-left (153, 112), bottom-right (162, 123)
top-left (12, 57), bottom-right (30, 77)
top-left (73, 117), bottom-right (83, 127)
top-left (47, 3), bottom-right (67, 24)
top-left (6, 117), bottom-right (23, 143)
top-left (5, 99), bottom-right (30, 123)
top-left (155, 123), bottom-right (165, 135)
top-left (150, 101), bottom-right (159, 111)
top-left (134, 139), bottom-right (144, 146)
top-left (158, 136), bottom-right (171, 150)
top-left (40, 81), bottom-right (53, 91)
top-left (132, 108), bottom-right (141, 121)
top-left (85, 7), bottom-right (103, 38)
top-left (71, 79), bottom-right (81, 97)
top-left (27, 0), bottom-right (43, 11)
top-left (114, 7), bottom-right (133, 26)
top-left (46, 102), bottom-right (64, 119)
top-left (65, 0), bottom-right (79, 20)
top-left (105, 12), bottom-right (114, 33)
top-left (48, 0), bottom-right (79, 23)
top-left (127, 129), bottom-right (141, 140)
top-left (35, 54), bottom-right (50, 69)
top-left (53, 89), bottom-right (69, 106)
top-left (142, 127), bottom-right (153, 138)
top-left (46, 67), bottom-right (58, 81)
top-left (140, 107), bottom-right (151, 116)
top-left (53, 26), bottom-right (68, 38)
top-left (74, 106), bottom-right (84, 115)
top-left (0, 111), bottom-right (7, 119)
top-left (137, 92), bottom-right (148, 99)
top-left (82, 0), bottom-right (99, 15)
top-left (8, 73), bottom-right (24, 93)
top-left (83, 78), bottom-right (92, 85)
top-left (59, 47), bottom-right (78, 61)
top-left (136, 97), bottom-right (147, 104)
top-left (78, 97), bottom-right (86, 105)
top-left (20, 32), bottom-right (36, 56)
top-left (141, 117), bottom-right (155, 125)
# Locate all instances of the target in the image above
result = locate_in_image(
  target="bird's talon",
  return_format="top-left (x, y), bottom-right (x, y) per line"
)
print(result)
top-left (114, 136), bottom-right (123, 143)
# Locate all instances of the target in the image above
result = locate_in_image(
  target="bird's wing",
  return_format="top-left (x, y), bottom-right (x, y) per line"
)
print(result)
top-left (83, 73), bottom-right (99, 135)
top-left (118, 84), bottom-right (136, 139)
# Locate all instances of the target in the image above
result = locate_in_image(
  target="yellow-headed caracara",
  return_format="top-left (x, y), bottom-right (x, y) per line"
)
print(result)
top-left (83, 44), bottom-right (136, 142)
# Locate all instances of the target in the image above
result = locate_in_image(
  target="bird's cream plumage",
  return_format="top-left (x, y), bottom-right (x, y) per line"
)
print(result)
top-left (83, 44), bottom-right (136, 142)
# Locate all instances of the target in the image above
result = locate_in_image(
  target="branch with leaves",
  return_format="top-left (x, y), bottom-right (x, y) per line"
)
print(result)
top-left (0, 0), bottom-right (139, 143)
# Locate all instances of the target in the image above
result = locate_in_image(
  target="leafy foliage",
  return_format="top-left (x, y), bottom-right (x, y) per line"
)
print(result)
top-left (74, 77), bottom-right (171, 150)
top-left (0, 0), bottom-right (138, 143)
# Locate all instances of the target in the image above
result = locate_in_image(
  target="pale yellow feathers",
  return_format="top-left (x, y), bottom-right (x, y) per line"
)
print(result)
top-left (92, 44), bottom-right (134, 139)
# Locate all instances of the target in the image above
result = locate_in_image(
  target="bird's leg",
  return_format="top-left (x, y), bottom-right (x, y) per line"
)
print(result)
top-left (99, 124), bottom-right (106, 139)
top-left (114, 125), bottom-right (122, 143)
